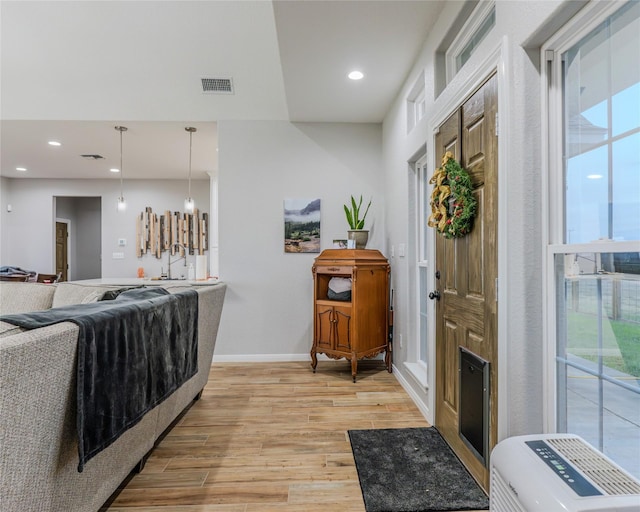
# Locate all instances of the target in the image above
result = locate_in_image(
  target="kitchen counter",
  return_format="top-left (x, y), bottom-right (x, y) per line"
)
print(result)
top-left (73, 277), bottom-right (222, 287)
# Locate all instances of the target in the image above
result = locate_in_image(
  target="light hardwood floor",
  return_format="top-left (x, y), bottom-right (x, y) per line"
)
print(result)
top-left (103, 361), bottom-right (476, 511)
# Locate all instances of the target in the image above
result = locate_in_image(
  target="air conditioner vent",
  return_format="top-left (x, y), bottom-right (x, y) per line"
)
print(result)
top-left (491, 467), bottom-right (527, 512)
top-left (81, 154), bottom-right (105, 160)
top-left (201, 77), bottom-right (234, 94)
top-left (547, 438), bottom-right (640, 495)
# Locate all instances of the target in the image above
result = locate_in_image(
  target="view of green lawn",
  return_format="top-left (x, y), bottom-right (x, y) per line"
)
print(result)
top-left (567, 311), bottom-right (640, 379)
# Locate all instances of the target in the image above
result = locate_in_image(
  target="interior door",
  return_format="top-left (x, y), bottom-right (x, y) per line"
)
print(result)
top-left (434, 72), bottom-right (498, 491)
top-left (56, 221), bottom-right (68, 282)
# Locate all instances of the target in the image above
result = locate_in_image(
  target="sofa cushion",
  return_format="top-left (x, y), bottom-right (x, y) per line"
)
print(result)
top-left (0, 282), bottom-right (56, 314)
top-left (0, 320), bottom-right (25, 338)
top-left (52, 282), bottom-right (129, 308)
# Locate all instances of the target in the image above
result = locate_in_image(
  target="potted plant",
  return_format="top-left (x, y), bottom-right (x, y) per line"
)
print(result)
top-left (344, 195), bottom-right (372, 249)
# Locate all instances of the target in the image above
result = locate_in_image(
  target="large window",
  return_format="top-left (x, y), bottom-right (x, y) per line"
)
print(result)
top-left (563, 2), bottom-right (640, 243)
top-left (555, 252), bottom-right (640, 477)
top-left (546, 1), bottom-right (640, 479)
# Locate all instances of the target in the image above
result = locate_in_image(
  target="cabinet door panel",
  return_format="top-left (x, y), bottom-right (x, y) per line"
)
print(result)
top-left (334, 306), bottom-right (352, 351)
top-left (316, 306), bottom-right (334, 350)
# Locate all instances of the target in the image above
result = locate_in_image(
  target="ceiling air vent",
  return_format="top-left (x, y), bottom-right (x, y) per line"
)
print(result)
top-left (201, 77), bottom-right (234, 95)
top-left (81, 154), bottom-right (105, 160)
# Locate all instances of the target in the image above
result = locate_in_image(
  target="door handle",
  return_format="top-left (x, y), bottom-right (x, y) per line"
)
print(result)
top-left (428, 290), bottom-right (441, 301)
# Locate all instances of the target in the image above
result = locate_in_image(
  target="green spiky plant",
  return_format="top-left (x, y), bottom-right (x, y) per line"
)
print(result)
top-left (344, 195), bottom-right (372, 230)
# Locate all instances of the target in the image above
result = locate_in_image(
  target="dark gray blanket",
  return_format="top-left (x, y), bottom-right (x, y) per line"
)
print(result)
top-left (0, 287), bottom-right (198, 472)
top-left (0, 265), bottom-right (36, 278)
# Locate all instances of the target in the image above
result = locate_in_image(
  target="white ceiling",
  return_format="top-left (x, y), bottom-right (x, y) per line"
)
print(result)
top-left (0, 0), bottom-right (444, 180)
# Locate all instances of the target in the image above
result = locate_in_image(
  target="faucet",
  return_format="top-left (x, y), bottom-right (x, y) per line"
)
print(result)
top-left (167, 243), bottom-right (187, 279)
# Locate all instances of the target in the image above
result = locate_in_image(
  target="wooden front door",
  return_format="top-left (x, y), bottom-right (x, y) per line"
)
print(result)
top-left (434, 73), bottom-right (498, 491)
top-left (56, 221), bottom-right (68, 282)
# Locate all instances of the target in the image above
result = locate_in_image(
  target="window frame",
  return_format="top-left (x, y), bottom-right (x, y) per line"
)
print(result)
top-left (407, 72), bottom-right (426, 133)
top-left (542, 0), bottom-right (640, 434)
top-left (445, 0), bottom-right (496, 84)
top-left (406, 152), bottom-right (431, 391)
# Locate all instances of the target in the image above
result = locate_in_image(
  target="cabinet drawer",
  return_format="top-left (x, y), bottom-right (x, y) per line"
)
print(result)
top-left (315, 265), bottom-right (352, 275)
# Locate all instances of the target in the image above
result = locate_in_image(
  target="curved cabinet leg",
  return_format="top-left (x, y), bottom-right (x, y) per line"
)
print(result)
top-left (310, 348), bottom-right (318, 372)
top-left (385, 348), bottom-right (392, 373)
top-left (351, 353), bottom-right (358, 383)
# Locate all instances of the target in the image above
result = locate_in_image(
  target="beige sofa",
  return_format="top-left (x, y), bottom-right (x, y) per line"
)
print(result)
top-left (0, 280), bottom-right (226, 512)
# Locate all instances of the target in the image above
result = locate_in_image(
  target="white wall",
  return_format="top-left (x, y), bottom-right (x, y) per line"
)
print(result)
top-left (0, 177), bottom-right (12, 266)
top-left (74, 197), bottom-right (102, 280)
top-left (0, 178), bottom-right (209, 278)
top-left (382, 0), bottom-right (577, 438)
top-left (54, 196), bottom-right (101, 280)
top-left (216, 121), bottom-right (383, 358)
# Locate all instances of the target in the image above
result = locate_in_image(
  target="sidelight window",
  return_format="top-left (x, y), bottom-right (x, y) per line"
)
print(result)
top-left (406, 153), bottom-right (430, 389)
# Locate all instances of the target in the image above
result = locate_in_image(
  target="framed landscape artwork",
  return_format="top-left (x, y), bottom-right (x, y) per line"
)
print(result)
top-left (284, 198), bottom-right (320, 253)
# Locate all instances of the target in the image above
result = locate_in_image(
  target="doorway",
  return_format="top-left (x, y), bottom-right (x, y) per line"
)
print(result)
top-left (55, 197), bottom-right (102, 281)
top-left (55, 221), bottom-right (69, 282)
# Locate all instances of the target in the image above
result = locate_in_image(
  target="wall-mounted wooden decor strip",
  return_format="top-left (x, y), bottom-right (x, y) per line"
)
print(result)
top-left (171, 212), bottom-right (177, 253)
top-left (163, 211), bottom-right (171, 250)
top-left (155, 214), bottom-right (161, 258)
top-left (193, 208), bottom-right (199, 252)
top-left (136, 207), bottom-right (209, 259)
top-left (202, 213), bottom-right (208, 254)
top-left (184, 214), bottom-right (190, 254)
top-left (136, 213), bottom-right (142, 258)
top-left (149, 210), bottom-right (156, 255)
top-left (178, 216), bottom-right (184, 253)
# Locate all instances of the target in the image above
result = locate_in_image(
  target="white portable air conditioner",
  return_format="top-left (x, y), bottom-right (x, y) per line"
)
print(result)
top-left (490, 434), bottom-right (640, 512)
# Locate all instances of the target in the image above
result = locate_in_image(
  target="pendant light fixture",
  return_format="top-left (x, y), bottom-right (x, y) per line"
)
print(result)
top-left (184, 126), bottom-right (197, 213)
top-left (115, 125), bottom-right (128, 212)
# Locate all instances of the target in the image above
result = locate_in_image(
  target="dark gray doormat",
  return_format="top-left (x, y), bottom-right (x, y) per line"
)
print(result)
top-left (348, 427), bottom-right (489, 512)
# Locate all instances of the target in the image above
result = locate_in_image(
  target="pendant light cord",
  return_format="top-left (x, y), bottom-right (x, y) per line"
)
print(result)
top-left (119, 128), bottom-right (124, 198)
top-left (115, 125), bottom-right (127, 200)
top-left (188, 129), bottom-right (193, 198)
top-left (185, 127), bottom-right (197, 207)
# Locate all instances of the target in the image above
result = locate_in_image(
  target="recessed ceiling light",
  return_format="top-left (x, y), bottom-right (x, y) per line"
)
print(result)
top-left (110, 168), bottom-right (120, 173)
top-left (348, 70), bottom-right (364, 80)
top-left (48, 141), bottom-right (61, 146)
top-left (16, 167), bottom-right (27, 172)
top-left (587, 174), bottom-right (603, 179)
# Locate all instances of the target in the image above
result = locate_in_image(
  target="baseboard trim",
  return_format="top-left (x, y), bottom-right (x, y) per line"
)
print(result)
top-left (212, 353), bottom-right (332, 363)
top-left (392, 363), bottom-right (432, 425)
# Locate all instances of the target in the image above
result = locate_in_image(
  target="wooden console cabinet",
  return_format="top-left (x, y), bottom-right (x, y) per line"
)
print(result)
top-left (310, 249), bottom-right (391, 382)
